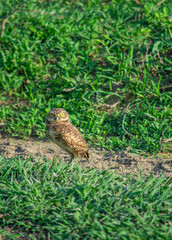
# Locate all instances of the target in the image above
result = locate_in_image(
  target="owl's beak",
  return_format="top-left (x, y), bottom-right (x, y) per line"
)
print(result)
top-left (56, 116), bottom-right (59, 121)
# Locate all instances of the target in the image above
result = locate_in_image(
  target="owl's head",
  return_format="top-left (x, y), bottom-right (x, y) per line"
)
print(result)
top-left (46, 108), bottom-right (70, 124)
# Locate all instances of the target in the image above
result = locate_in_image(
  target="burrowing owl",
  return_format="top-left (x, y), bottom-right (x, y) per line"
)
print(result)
top-left (45, 108), bottom-right (89, 162)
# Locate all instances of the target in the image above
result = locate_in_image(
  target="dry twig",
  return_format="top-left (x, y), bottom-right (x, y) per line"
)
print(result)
top-left (155, 0), bottom-right (167, 8)
top-left (122, 102), bottom-right (135, 138)
top-left (162, 138), bottom-right (172, 143)
top-left (97, 101), bottom-right (120, 110)
top-left (159, 129), bottom-right (172, 152)
top-left (159, 128), bottom-right (167, 151)
top-left (143, 114), bottom-right (165, 122)
top-left (62, 81), bottom-right (90, 92)
top-left (163, 176), bottom-right (172, 187)
top-left (62, 84), bottom-right (80, 92)
top-left (1, 9), bottom-right (19, 38)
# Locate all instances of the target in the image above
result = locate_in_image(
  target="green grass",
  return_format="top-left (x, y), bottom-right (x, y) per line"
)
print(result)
top-left (0, 156), bottom-right (171, 239)
top-left (0, 0), bottom-right (171, 154)
top-left (0, 2), bottom-right (171, 238)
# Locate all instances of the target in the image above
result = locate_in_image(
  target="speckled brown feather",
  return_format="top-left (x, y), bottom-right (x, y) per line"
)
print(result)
top-left (45, 108), bottom-right (89, 161)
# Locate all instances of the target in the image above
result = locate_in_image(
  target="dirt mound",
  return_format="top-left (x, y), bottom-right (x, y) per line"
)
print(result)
top-left (0, 136), bottom-right (171, 177)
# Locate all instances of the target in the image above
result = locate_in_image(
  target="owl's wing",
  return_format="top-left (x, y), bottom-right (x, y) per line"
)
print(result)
top-left (63, 126), bottom-right (88, 151)
top-left (50, 123), bottom-right (86, 150)
top-left (53, 131), bottom-right (69, 147)
top-left (53, 124), bottom-right (89, 159)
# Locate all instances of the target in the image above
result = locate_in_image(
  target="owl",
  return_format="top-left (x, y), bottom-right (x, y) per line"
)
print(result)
top-left (45, 108), bottom-right (89, 162)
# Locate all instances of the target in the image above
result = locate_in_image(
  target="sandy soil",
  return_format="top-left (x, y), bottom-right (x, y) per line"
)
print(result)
top-left (0, 135), bottom-right (171, 177)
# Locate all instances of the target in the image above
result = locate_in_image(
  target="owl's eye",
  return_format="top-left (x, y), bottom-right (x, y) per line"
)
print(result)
top-left (60, 113), bottom-right (64, 117)
top-left (50, 113), bottom-right (55, 117)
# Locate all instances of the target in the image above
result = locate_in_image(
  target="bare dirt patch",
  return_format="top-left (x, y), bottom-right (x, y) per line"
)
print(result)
top-left (0, 136), bottom-right (171, 177)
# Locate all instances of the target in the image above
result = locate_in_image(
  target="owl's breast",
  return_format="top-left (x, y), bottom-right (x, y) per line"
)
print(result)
top-left (46, 127), bottom-right (56, 142)
top-left (49, 128), bottom-right (55, 139)
top-left (48, 127), bottom-right (65, 144)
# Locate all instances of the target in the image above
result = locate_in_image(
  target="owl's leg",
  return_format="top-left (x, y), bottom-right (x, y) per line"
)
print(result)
top-left (68, 153), bottom-right (75, 164)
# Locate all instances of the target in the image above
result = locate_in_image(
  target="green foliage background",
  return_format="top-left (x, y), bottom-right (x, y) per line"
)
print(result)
top-left (0, 0), bottom-right (172, 154)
